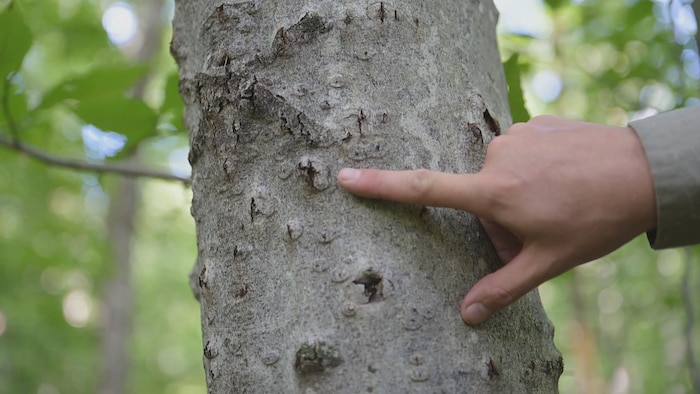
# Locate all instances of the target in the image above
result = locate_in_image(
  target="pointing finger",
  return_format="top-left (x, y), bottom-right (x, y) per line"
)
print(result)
top-left (337, 168), bottom-right (490, 217)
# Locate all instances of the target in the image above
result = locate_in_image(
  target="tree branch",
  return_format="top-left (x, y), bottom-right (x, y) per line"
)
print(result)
top-left (0, 133), bottom-right (191, 185)
top-left (2, 69), bottom-right (190, 185)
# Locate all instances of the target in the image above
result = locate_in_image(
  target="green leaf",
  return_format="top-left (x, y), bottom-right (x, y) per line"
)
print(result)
top-left (160, 72), bottom-right (182, 114)
top-left (39, 64), bottom-right (146, 109)
top-left (543, 0), bottom-right (566, 10)
top-left (159, 71), bottom-right (185, 133)
top-left (0, 3), bottom-right (33, 80)
top-left (55, 3), bottom-right (117, 62)
top-left (0, 78), bottom-right (28, 132)
top-left (502, 54), bottom-right (530, 123)
top-left (73, 96), bottom-right (158, 156)
top-left (36, 64), bottom-right (157, 155)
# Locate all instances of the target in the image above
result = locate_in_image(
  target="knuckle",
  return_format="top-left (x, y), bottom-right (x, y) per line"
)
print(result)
top-left (488, 132), bottom-right (522, 150)
top-left (485, 135), bottom-right (509, 156)
top-left (481, 276), bottom-right (518, 309)
top-left (508, 115), bottom-right (559, 134)
top-left (492, 172), bottom-right (523, 197)
top-left (480, 171), bottom-right (522, 219)
top-left (408, 169), bottom-right (434, 197)
top-left (529, 114), bottom-right (557, 124)
top-left (506, 122), bottom-right (528, 134)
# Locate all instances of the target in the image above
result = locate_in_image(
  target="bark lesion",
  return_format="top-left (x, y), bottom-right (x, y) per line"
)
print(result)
top-left (357, 109), bottom-right (367, 134)
top-left (297, 157), bottom-right (331, 191)
top-left (238, 75), bottom-right (258, 114)
top-left (353, 270), bottom-right (384, 303)
top-left (188, 254), bottom-right (204, 302)
top-left (483, 108), bottom-right (501, 136)
top-left (295, 341), bottom-right (343, 375)
top-left (486, 358), bottom-right (500, 379)
top-left (273, 12), bottom-right (332, 58)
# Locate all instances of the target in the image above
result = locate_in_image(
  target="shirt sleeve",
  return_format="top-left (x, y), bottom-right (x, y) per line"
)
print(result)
top-left (629, 106), bottom-right (700, 249)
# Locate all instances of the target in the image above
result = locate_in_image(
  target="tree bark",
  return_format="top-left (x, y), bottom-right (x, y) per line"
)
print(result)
top-left (172, 0), bottom-right (563, 392)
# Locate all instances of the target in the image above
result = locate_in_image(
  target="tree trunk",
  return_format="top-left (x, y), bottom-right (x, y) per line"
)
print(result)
top-left (172, 0), bottom-right (563, 392)
top-left (100, 175), bottom-right (137, 394)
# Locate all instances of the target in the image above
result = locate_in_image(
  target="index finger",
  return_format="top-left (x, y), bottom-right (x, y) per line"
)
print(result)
top-left (336, 168), bottom-right (491, 217)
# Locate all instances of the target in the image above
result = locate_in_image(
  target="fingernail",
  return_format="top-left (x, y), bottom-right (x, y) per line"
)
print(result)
top-left (462, 303), bottom-right (491, 325)
top-left (337, 168), bottom-right (361, 182)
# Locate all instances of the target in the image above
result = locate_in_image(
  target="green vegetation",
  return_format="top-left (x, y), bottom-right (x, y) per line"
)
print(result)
top-left (0, 0), bottom-right (697, 393)
top-left (0, 1), bottom-right (199, 393)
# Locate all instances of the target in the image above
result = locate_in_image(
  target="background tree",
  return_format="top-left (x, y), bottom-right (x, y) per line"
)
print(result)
top-left (0, 1), bottom-right (202, 393)
top-left (0, 0), bottom-right (697, 393)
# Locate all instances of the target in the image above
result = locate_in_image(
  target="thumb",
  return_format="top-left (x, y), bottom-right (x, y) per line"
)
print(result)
top-left (460, 248), bottom-right (547, 325)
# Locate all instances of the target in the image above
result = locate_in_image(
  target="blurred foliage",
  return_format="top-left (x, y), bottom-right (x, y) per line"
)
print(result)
top-left (0, 0), bottom-right (698, 393)
top-left (502, 54), bottom-right (532, 123)
top-left (498, 0), bottom-right (699, 393)
top-left (0, 0), bottom-right (198, 393)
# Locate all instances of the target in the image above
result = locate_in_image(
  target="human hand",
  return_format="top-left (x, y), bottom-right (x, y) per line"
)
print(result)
top-left (337, 115), bottom-right (656, 325)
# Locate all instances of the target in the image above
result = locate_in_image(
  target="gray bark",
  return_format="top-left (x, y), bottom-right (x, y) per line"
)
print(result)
top-left (172, 0), bottom-right (563, 392)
